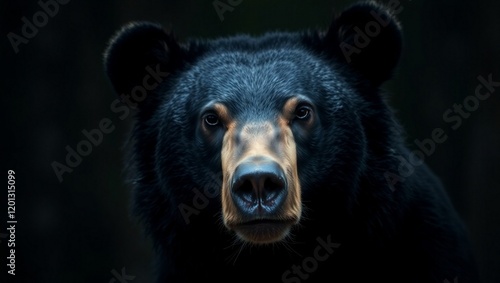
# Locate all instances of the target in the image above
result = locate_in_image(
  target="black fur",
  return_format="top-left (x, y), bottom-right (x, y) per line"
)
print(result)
top-left (104, 2), bottom-right (479, 282)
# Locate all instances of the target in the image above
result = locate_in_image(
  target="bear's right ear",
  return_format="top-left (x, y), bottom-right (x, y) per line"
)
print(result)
top-left (103, 22), bottom-right (184, 98)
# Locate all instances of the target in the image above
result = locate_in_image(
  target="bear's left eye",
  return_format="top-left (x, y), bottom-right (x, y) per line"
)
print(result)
top-left (204, 113), bottom-right (220, 126)
top-left (295, 105), bottom-right (312, 120)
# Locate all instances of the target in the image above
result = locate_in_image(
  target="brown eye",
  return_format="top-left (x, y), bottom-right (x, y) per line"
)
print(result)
top-left (204, 113), bottom-right (220, 126)
top-left (295, 105), bottom-right (312, 120)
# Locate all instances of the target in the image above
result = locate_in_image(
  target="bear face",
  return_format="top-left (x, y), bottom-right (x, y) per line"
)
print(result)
top-left (111, 35), bottom-right (370, 238)
top-left (103, 1), bottom-right (479, 282)
top-left (163, 40), bottom-right (376, 244)
top-left (104, 2), bottom-right (401, 244)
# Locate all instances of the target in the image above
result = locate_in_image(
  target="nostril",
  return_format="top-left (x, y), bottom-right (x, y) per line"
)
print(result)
top-left (265, 176), bottom-right (285, 192)
top-left (236, 180), bottom-right (255, 203)
top-left (262, 176), bottom-right (285, 201)
top-left (238, 180), bottom-right (254, 194)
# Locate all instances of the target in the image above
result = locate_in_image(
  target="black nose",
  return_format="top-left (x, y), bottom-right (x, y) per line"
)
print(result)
top-left (231, 157), bottom-right (287, 217)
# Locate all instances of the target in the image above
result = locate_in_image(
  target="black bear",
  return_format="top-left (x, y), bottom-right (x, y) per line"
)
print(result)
top-left (104, 1), bottom-right (479, 282)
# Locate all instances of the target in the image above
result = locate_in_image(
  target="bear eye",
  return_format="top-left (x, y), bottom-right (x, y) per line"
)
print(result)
top-left (204, 113), bottom-right (220, 127)
top-left (295, 105), bottom-right (312, 120)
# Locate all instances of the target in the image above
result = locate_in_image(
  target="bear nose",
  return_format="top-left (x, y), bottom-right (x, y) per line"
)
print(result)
top-left (231, 157), bottom-right (287, 218)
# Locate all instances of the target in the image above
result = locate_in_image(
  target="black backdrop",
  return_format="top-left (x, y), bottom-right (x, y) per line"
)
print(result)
top-left (1, 0), bottom-right (499, 282)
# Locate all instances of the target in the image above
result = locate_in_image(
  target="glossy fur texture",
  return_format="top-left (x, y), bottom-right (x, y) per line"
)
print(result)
top-left (104, 1), bottom-right (479, 282)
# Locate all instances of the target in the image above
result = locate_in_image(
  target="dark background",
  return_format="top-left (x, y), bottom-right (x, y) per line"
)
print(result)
top-left (1, 0), bottom-right (499, 282)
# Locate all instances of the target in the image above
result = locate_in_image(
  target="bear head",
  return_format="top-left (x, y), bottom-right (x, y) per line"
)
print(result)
top-left (104, 1), bottom-right (402, 245)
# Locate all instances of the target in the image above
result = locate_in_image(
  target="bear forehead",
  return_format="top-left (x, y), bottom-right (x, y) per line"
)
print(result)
top-left (194, 46), bottom-right (326, 74)
top-left (195, 53), bottom-right (308, 95)
top-left (182, 46), bottom-right (344, 100)
top-left (165, 35), bottom-right (353, 115)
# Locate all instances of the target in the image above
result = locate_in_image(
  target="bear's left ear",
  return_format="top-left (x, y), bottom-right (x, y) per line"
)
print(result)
top-left (323, 1), bottom-right (403, 86)
top-left (103, 22), bottom-right (185, 99)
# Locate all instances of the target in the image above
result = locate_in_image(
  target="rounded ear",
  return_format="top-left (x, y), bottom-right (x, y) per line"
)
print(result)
top-left (324, 1), bottom-right (403, 86)
top-left (103, 22), bottom-right (183, 98)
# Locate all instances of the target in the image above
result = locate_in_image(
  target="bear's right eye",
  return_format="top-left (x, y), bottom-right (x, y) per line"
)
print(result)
top-left (204, 113), bottom-right (220, 127)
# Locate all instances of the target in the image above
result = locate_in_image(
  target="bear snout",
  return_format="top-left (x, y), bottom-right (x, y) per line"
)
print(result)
top-left (231, 156), bottom-right (288, 219)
